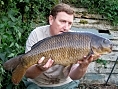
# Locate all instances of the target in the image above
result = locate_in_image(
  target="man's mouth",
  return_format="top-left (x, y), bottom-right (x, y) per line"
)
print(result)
top-left (59, 31), bottom-right (64, 34)
top-left (60, 31), bottom-right (64, 32)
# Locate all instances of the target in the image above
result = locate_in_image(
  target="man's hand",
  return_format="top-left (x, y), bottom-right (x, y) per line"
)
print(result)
top-left (36, 57), bottom-right (54, 72)
top-left (77, 54), bottom-right (100, 68)
top-left (69, 54), bottom-right (100, 80)
top-left (25, 57), bottom-right (54, 79)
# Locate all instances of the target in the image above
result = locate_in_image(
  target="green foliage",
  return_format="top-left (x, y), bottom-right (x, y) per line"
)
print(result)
top-left (96, 58), bottom-right (108, 68)
top-left (79, 20), bottom-right (88, 24)
top-left (0, 0), bottom-right (58, 89)
top-left (63, 0), bottom-right (118, 26)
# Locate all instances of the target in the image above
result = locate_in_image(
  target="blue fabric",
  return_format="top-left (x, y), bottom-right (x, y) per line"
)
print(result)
top-left (25, 80), bottom-right (79, 89)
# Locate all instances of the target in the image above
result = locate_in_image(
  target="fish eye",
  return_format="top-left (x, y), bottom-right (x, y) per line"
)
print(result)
top-left (103, 39), bottom-right (110, 44)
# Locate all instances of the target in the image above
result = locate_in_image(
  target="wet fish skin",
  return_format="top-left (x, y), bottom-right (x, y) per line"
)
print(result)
top-left (3, 32), bottom-right (112, 85)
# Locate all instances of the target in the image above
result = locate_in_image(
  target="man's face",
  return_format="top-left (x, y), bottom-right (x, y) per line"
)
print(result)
top-left (49, 12), bottom-right (74, 36)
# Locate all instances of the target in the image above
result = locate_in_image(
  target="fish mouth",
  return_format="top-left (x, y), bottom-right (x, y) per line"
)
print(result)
top-left (101, 52), bottom-right (109, 55)
top-left (100, 51), bottom-right (112, 55)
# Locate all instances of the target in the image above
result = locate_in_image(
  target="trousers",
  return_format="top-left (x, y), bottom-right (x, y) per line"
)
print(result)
top-left (25, 79), bottom-right (79, 89)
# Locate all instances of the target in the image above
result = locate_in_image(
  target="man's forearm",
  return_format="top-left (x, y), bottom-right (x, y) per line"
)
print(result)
top-left (25, 64), bottom-right (42, 79)
top-left (69, 64), bottom-right (88, 80)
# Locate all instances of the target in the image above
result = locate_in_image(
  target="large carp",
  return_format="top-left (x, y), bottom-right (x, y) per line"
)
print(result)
top-left (3, 32), bottom-right (112, 85)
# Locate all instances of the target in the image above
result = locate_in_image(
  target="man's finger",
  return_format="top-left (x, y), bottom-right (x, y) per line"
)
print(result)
top-left (43, 58), bottom-right (54, 68)
top-left (48, 59), bottom-right (54, 67)
top-left (38, 56), bottom-right (45, 64)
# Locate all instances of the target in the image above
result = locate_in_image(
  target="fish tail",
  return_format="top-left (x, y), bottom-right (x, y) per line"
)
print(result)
top-left (12, 63), bottom-right (27, 85)
top-left (3, 54), bottom-right (23, 71)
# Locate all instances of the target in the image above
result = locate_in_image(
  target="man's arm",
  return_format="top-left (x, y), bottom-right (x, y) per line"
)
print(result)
top-left (25, 57), bottom-right (54, 79)
top-left (69, 54), bottom-right (100, 80)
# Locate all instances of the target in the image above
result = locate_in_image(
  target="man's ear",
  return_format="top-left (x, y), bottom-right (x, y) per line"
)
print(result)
top-left (49, 15), bottom-right (54, 25)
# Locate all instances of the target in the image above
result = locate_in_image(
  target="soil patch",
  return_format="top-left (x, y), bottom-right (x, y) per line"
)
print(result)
top-left (78, 83), bottom-right (118, 89)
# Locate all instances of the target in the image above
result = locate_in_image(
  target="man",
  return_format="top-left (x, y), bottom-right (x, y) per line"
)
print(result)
top-left (24, 3), bottom-right (100, 89)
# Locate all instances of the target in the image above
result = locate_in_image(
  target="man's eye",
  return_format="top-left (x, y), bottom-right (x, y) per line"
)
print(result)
top-left (69, 22), bottom-right (72, 25)
top-left (62, 21), bottom-right (66, 23)
top-left (60, 20), bottom-right (66, 23)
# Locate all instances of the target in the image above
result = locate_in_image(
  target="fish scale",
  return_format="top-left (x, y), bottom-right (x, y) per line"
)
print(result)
top-left (3, 32), bottom-right (112, 85)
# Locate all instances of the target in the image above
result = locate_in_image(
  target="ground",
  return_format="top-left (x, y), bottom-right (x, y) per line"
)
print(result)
top-left (78, 83), bottom-right (118, 89)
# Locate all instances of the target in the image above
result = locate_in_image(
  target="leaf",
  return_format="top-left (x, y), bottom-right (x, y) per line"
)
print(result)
top-left (9, 42), bottom-right (14, 47)
top-left (9, 14), bottom-right (16, 22)
top-left (25, 6), bottom-right (29, 12)
top-left (8, 53), bottom-right (15, 58)
top-left (6, 83), bottom-right (13, 89)
top-left (18, 32), bottom-right (21, 39)
top-left (0, 24), bottom-right (4, 28)
top-left (0, 53), bottom-right (6, 61)
top-left (2, 16), bottom-right (9, 22)
top-left (1, 1), bottom-right (4, 5)
top-left (15, 43), bottom-right (20, 49)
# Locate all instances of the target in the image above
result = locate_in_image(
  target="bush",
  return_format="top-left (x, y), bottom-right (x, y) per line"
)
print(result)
top-left (0, 0), bottom-right (58, 88)
top-left (62, 0), bottom-right (118, 26)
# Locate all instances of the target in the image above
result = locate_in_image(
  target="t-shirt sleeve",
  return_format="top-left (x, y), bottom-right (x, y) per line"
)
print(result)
top-left (25, 25), bottom-right (50, 53)
top-left (25, 30), bottom-right (38, 53)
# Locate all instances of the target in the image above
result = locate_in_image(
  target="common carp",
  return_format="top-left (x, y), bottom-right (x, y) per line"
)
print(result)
top-left (3, 32), bottom-right (112, 85)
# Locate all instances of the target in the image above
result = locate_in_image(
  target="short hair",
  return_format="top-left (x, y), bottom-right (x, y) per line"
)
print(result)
top-left (50, 3), bottom-right (74, 18)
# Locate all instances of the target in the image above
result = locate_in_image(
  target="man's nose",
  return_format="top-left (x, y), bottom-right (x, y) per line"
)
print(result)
top-left (63, 23), bottom-right (69, 31)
